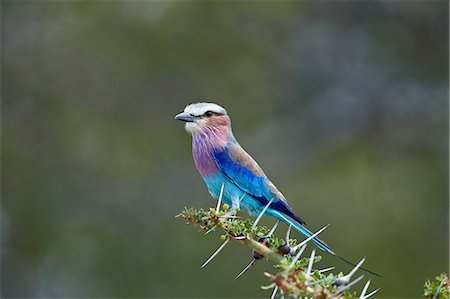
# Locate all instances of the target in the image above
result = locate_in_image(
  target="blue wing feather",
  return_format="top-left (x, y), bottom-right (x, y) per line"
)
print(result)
top-left (212, 145), bottom-right (335, 255)
top-left (212, 146), bottom-right (305, 225)
top-left (212, 147), bottom-right (268, 197)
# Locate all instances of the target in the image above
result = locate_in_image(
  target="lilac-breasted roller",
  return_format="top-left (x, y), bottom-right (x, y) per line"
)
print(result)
top-left (174, 102), bottom-right (335, 255)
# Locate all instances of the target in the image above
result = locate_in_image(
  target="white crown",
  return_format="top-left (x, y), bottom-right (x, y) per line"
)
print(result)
top-left (184, 102), bottom-right (227, 116)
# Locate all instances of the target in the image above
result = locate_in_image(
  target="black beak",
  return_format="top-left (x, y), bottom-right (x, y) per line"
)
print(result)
top-left (174, 112), bottom-right (196, 122)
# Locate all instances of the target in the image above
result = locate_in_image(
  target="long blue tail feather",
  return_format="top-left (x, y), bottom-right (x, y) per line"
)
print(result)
top-left (269, 209), bottom-right (382, 277)
top-left (269, 209), bottom-right (335, 255)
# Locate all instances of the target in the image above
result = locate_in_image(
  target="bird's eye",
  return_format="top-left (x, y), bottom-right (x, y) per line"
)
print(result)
top-left (204, 111), bottom-right (214, 117)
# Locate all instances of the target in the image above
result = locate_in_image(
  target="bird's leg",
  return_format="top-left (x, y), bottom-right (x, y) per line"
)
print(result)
top-left (231, 194), bottom-right (244, 214)
top-left (215, 184), bottom-right (239, 219)
top-left (221, 193), bottom-right (245, 217)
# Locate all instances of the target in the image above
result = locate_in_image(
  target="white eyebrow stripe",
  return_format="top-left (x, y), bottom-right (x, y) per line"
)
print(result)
top-left (184, 102), bottom-right (227, 116)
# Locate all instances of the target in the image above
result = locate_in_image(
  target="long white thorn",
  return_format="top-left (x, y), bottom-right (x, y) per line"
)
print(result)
top-left (291, 224), bottom-right (330, 251)
top-left (201, 238), bottom-right (230, 269)
top-left (285, 223), bottom-right (292, 244)
top-left (288, 244), bottom-right (307, 270)
top-left (364, 288), bottom-right (380, 298)
top-left (334, 257), bottom-right (366, 285)
top-left (261, 282), bottom-right (276, 290)
top-left (204, 225), bottom-right (217, 235)
top-left (305, 249), bottom-right (316, 280)
top-left (267, 220), bottom-right (280, 237)
top-left (359, 280), bottom-right (371, 298)
top-left (318, 266), bottom-right (335, 273)
top-left (215, 183), bottom-right (225, 213)
top-left (334, 275), bottom-right (365, 295)
top-left (252, 198), bottom-right (274, 229)
top-left (234, 260), bottom-right (255, 281)
top-left (348, 257), bottom-right (366, 278)
top-left (280, 289), bottom-right (285, 299)
top-left (270, 287), bottom-right (278, 299)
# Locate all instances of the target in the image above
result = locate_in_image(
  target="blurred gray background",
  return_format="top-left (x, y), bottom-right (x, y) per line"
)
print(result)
top-left (2, 1), bottom-right (448, 298)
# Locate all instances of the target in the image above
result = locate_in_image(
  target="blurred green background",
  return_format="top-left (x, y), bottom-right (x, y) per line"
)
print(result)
top-left (2, 1), bottom-right (448, 298)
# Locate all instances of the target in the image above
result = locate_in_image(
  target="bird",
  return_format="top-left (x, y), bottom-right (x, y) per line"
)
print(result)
top-left (174, 102), bottom-right (334, 255)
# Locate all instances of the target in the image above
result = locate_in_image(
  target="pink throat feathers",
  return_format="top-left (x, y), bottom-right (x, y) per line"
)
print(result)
top-left (191, 126), bottom-right (228, 177)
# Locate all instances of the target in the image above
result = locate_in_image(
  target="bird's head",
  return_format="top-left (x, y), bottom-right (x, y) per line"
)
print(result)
top-left (174, 102), bottom-right (231, 135)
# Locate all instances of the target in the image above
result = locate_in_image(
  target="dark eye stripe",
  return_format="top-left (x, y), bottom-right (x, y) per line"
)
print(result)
top-left (204, 111), bottom-right (224, 117)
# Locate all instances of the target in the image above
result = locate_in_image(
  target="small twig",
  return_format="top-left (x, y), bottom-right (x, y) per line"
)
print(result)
top-left (240, 237), bottom-right (284, 264)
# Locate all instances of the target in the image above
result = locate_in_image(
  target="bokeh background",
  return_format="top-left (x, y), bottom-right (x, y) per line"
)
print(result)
top-left (2, 1), bottom-right (448, 298)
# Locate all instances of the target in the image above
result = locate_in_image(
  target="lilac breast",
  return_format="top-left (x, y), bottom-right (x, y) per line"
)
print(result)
top-left (192, 133), bottom-right (221, 177)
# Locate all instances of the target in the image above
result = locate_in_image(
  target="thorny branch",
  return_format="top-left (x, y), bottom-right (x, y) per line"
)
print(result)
top-left (177, 205), bottom-right (380, 299)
